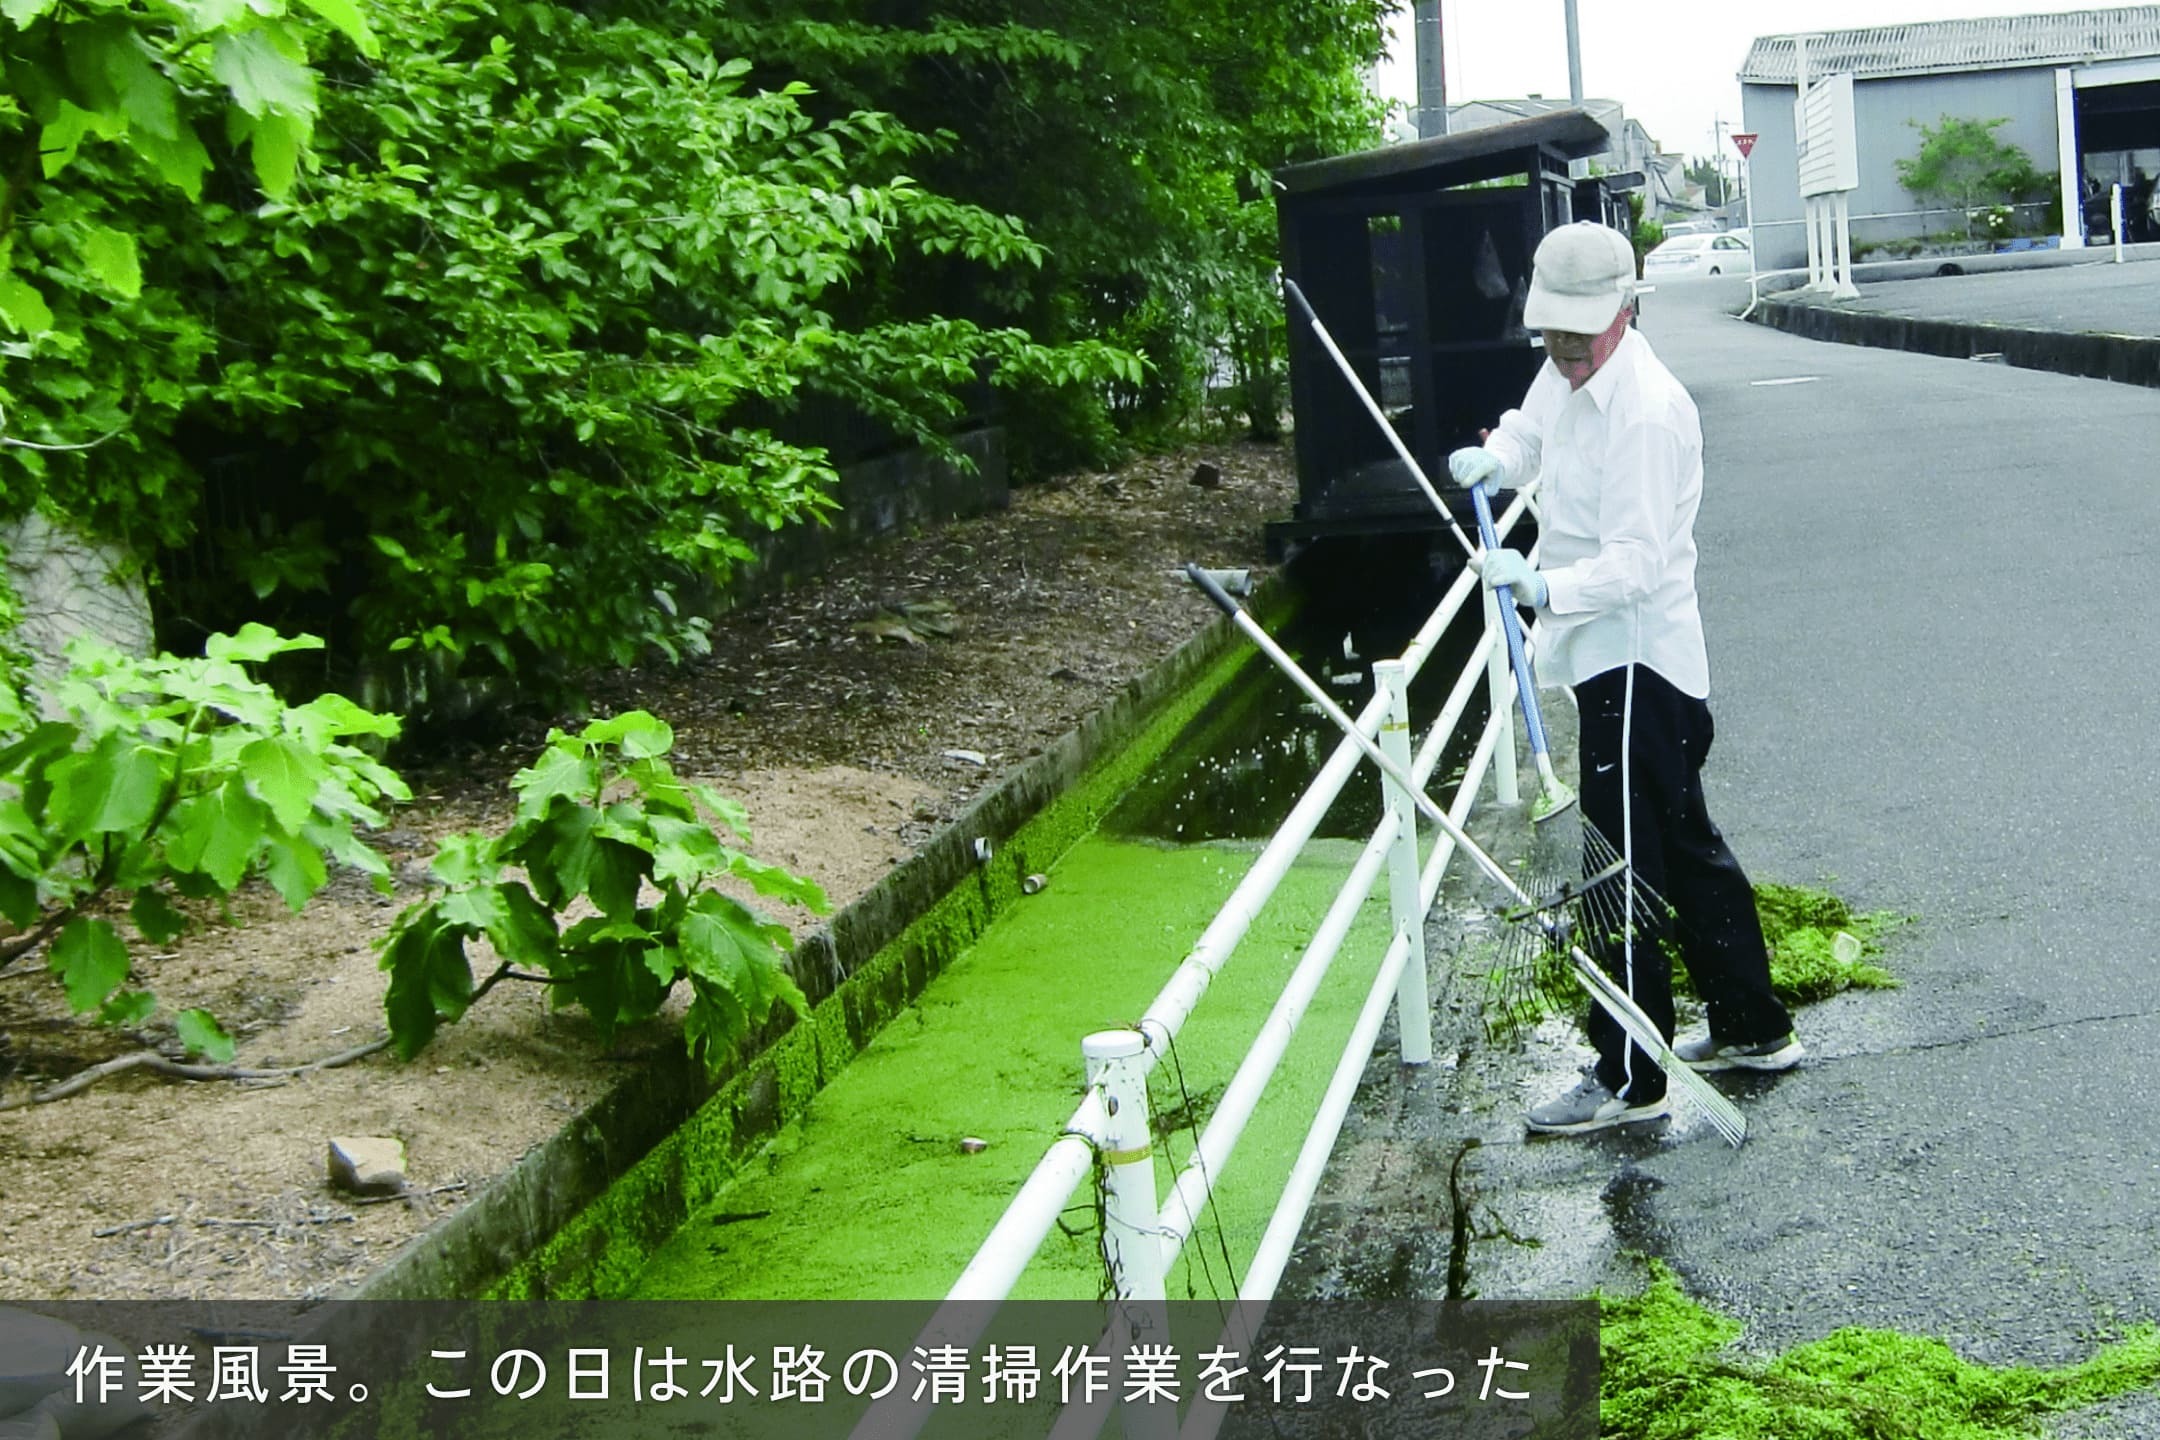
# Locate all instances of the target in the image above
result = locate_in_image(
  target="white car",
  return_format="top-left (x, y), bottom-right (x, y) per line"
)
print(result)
top-left (1643, 231), bottom-right (1753, 278)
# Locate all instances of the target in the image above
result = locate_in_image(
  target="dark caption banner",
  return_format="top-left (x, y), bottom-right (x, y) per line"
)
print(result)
top-left (1, 1298), bottom-right (1597, 1439)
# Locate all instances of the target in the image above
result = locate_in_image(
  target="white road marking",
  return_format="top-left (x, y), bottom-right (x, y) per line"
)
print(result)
top-left (1751, 376), bottom-right (1821, 386)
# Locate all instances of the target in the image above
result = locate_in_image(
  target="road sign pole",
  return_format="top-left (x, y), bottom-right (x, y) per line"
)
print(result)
top-left (1732, 132), bottom-right (1759, 313)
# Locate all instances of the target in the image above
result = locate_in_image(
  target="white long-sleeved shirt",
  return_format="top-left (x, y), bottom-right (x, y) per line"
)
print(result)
top-left (1479, 327), bottom-right (1711, 698)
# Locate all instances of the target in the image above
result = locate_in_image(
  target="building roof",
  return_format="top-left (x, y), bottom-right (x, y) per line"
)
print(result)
top-left (1739, 5), bottom-right (2160, 84)
top-left (1448, 97), bottom-right (1625, 126)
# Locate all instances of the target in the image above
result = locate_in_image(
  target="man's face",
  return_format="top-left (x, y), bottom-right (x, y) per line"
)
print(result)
top-left (1541, 304), bottom-right (1632, 390)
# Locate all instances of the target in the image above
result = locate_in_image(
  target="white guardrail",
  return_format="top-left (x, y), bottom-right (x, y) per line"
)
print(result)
top-left (849, 492), bottom-right (1542, 1440)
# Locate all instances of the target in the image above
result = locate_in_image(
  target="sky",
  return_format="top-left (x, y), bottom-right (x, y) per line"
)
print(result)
top-left (1376, 0), bottom-right (2142, 170)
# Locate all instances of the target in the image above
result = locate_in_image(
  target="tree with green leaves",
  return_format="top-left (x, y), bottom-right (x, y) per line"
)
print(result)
top-left (1897, 115), bottom-right (2052, 240)
top-left (1, 0), bottom-right (1387, 722)
top-left (1, 0), bottom-right (1140, 715)
top-left (380, 711), bottom-right (823, 1072)
top-left (0, 627), bottom-right (406, 1066)
top-left (1684, 157), bottom-right (1726, 208)
top-left (0, 0), bottom-right (374, 341)
top-left (687, 0), bottom-right (1390, 450)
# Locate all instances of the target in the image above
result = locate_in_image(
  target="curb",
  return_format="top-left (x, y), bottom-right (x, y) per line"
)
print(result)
top-left (1751, 293), bottom-right (2160, 390)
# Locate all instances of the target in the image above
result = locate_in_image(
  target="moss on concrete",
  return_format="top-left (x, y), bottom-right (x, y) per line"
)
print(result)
top-left (486, 633), bottom-right (1263, 1299)
top-left (630, 834), bottom-right (1389, 1300)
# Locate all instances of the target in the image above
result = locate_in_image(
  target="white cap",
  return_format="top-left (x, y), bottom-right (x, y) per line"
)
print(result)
top-left (1523, 222), bottom-right (1637, 334)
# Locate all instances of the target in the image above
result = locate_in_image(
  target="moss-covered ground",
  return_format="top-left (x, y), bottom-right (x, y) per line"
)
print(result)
top-left (1756, 880), bottom-right (1901, 1006)
top-left (630, 833), bottom-right (1390, 1300)
top-left (1603, 1264), bottom-right (2160, 1439)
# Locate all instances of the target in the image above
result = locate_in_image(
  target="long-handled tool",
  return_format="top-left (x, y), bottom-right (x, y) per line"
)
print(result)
top-left (1464, 482), bottom-right (1657, 1034)
top-left (1184, 563), bottom-right (1744, 1145)
top-left (1283, 273), bottom-right (1664, 1033)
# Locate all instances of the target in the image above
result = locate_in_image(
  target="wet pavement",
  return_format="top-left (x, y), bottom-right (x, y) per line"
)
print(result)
top-left (1285, 268), bottom-right (2160, 1428)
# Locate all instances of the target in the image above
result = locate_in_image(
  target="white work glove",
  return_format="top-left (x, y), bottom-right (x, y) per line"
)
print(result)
top-left (1478, 549), bottom-right (1547, 607)
top-left (1447, 446), bottom-right (1504, 496)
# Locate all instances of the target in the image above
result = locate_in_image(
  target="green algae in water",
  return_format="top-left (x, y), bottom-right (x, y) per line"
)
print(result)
top-left (631, 833), bottom-right (1391, 1300)
top-left (1601, 1265), bottom-right (2160, 1440)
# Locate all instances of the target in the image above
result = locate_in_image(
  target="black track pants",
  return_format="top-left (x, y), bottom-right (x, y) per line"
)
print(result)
top-left (1574, 665), bottom-right (1792, 1104)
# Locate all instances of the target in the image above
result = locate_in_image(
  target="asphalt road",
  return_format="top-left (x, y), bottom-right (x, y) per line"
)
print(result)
top-left (1292, 272), bottom-right (2160, 1423)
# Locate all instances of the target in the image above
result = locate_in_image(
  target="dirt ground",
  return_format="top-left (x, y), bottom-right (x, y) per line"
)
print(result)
top-left (0, 438), bottom-right (1297, 1301)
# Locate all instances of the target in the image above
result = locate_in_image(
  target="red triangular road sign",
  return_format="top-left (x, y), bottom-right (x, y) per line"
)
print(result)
top-left (1732, 132), bottom-right (1758, 158)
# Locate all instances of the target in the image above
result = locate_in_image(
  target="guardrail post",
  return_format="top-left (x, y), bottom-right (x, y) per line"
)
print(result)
top-left (1482, 587), bottom-right (1520, 805)
top-left (1372, 660), bottom-right (1432, 1065)
top-left (1083, 1030), bottom-right (1165, 1302)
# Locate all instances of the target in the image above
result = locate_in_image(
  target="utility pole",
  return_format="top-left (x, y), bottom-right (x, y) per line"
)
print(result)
top-left (1413, 0), bottom-right (1448, 137)
top-left (1711, 115), bottom-right (1731, 208)
top-left (1564, 0), bottom-right (1583, 105)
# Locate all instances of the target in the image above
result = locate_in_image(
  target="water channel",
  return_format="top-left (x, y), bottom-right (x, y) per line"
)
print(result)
top-left (627, 580), bottom-right (1487, 1302)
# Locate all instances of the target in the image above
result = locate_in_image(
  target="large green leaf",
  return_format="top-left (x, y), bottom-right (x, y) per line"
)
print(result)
top-left (511, 745), bottom-right (598, 821)
top-left (581, 710), bottom-right (673, 758)
top-left (647, 815), bottom-right (726, 886)
top-left (691, 784), bottom-right (755, 842)
top-left (0, 721), bottom-right (81, 782)
top-left (729, 852), bottom-right (831, 914)
top-left (515, 805), bottom-right (645, 918)
top-left (70, 23), bottom-right (180, 141)
top-left (131, 885), bottom-right (188, 945)
top-left (426, 831), bottom-right (502, 889)
top-left (292, 0), bottom-right (379, 57)
top-left (0, 871), bottom-right (38, 930)
top-left (166, 776), bottom-right (269, 889)
top-left (486, 884), bottom-right (561, 969)
top-left (123, 121), bottom-right (211, 198)
top-left (676, 891), bottom-right (799, 1025)
top-left (240, 735), bottom-right (327, 832)
top-left (0, 275), bottom-right (55, 336)
top-left (262, 831), bottom-right (329, 909)
top-left (289, 692), bottom-right (402, 742)
top-left (204, 624), bottom-right (324, 665)
top-left (244, 109), bottom-right (305, 199)
top-left (49, 733), bottom-right (164, 842)
top-left (50, 917), bottom-right (131, 1013)
top-left (79, 226), bottom-right (142, 300)
top-left (381, 916), bottom-right (474, 1058)
top-left (301, 817), bottom-right (391, 883)
top-left (175, 1008), bottom-right (236, 1063)
top-left (211, 26), bottom-right (318, 119)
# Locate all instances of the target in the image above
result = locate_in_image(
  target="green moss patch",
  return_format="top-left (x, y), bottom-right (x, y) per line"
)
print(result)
top-left (1603, 1265), bottom-right (2160, 1439)
top-left (1756, 881), bottom-right (1901, 1006)
top-left (630, 834), bottom-right (1388, 1299)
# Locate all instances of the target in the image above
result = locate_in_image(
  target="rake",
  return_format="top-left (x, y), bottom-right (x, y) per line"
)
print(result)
top-left (1282, 275), bottom-right (1668, 1038)
top-left (1182, 565), bottom-right (1745, 1146)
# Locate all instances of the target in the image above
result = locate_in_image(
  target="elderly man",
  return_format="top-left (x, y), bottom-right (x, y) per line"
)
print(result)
top-left (1449, 221), bottom-right (1800, 1136)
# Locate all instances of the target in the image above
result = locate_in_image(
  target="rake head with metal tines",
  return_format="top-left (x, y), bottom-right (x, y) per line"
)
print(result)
top-left (1472, 816), bottom-right (1671, 1044)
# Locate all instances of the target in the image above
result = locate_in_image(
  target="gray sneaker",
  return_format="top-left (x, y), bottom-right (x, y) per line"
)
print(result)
top-left (1675, 1029), bottom-right (1805, 1073)
top-left (1524, 1075), bottom-right (1669, 1134)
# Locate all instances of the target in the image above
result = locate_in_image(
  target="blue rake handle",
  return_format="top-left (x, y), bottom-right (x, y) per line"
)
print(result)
top-left (1468, 482), bottom-right (1573, 817)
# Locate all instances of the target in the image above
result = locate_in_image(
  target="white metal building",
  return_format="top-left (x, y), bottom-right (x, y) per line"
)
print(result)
top-left (1739, 6), bottom-right (2160, 268)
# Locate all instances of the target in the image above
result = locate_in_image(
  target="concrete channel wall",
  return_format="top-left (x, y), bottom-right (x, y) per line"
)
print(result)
top-left (351, 582), bottom-right (1290, 1300)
